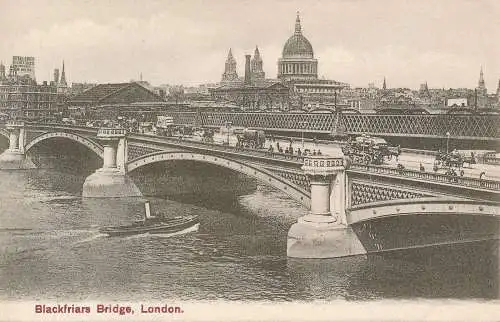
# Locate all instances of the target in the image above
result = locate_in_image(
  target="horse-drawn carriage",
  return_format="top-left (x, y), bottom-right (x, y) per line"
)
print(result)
top-left (236, 129), bottom-right (266, 149)
top-left (434, 151), bottom-right (476, 168)
top-left (341, 135), bottom-right (401, 165)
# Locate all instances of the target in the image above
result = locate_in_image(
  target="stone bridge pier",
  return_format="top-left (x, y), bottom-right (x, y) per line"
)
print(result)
top-left (82, 128), bottom-right (141, 198)
top-left (0, 121), bottom-right (35, 169)
top-left (287, 154), bottom-right (366, 258)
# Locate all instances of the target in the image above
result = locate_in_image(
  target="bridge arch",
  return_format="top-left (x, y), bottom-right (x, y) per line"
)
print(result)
top-left (348, 197), bottom-right (500, 224)
top-left (24, 132), bottom-right (104, 159)
top-left (127, 151), bottom-right (311, 208)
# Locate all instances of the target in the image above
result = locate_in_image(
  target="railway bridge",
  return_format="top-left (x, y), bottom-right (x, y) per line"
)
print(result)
top-left (0, 121), bottom-right (499, 258)
top-left (164, 111), bottom-right (500, 149)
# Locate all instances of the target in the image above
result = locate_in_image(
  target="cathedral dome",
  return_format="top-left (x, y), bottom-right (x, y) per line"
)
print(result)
top-left (282, 14), bottom-right (314, 58)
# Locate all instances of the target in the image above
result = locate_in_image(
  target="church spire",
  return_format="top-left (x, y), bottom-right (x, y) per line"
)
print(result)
top-left (295, 11), bottom-right (302, 34)
top-left (59, 60), bottom-right (67, 86)
top-left (382, 77), bottom-right (387, 90)
top-left (478, 66), bottom-right (485, 87)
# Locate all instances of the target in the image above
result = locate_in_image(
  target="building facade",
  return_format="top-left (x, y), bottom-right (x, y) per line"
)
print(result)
top-left (0, 79), bottom-right (60, 120)
top-left (0, 57), bottom-right (64, 120)
top-left (9, 56), bottom-right (35, 80)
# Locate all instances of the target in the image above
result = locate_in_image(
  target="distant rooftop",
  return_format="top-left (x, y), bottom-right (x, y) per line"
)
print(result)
top-left (71, 82), bottom-right (163, 104)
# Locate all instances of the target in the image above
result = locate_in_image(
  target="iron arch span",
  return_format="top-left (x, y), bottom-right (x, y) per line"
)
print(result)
top-left (127, 151), bottom-right (311, 208)
top-left (24, 132), bottom-right (104, 159)
top-left (347, 197), bottom-right (500, 253)
top-left (347, 197), bottom-right (500, 225)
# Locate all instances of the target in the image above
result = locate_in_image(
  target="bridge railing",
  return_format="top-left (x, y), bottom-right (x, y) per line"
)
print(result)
top-left (349, 163), bottom-right (500, 191)
top-left (481, 154), bottom-right (500, 165)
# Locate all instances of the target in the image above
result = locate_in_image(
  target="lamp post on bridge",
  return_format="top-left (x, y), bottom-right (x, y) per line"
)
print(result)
top-left (225, 121), bottom-right (232, 146)
top-left (446, 132), bottom-right (450, 154)
top-left (299, 121), bottom-right (308, 148)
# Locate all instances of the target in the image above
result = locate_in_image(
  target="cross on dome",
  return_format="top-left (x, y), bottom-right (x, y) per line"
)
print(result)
top-left (295, 11), bottom-right (302, 34)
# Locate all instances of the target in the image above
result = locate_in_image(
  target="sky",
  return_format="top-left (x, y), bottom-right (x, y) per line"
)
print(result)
top-left (1, 0), bottom-right (499, 91)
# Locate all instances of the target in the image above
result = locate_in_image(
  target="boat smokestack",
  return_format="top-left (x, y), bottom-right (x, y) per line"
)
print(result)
top-left (244, 54), bottom-right (251, 85)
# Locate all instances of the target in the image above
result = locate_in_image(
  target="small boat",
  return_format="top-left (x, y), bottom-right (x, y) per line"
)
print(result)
top-left (99, 202), bottom-right (199, 237)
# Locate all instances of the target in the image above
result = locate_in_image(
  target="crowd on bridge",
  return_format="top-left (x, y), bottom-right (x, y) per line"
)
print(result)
top-left (264, 140), bottom-right (322, 160)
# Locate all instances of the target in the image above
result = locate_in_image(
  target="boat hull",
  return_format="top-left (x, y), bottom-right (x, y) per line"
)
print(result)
top-left (100, 216), bottom-right (200, 237)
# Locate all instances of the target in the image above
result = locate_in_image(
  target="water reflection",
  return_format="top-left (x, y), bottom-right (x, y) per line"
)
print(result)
top-left (287, 241), bottom-right (499, 300)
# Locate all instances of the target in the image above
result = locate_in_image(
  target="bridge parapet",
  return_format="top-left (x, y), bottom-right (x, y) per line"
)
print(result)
top-left (129, 133), bottom-right (305, 169)
top-left (97, 128), bottom-right (127, 138)
top-left (302, 155), bottom-right (345, 175)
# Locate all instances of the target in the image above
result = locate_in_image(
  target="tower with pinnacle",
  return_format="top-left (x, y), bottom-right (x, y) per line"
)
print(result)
top-left (59, 61), bottom-right (67, 87)
top-left (476, 66), bottom-right (487, 108)
top-left (221, 49), bottom-right (238, 83)
top-left (251, 46), bottom-right (265, 80)
top-left (57, 60), bottom-right (68, 94)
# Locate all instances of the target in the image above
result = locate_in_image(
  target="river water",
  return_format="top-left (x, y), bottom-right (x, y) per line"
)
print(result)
top-left (0, 164), bottom-right (498, 301)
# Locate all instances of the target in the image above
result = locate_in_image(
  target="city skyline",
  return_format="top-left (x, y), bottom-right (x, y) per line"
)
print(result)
top-left (1, 0), bottom-right (499, 91)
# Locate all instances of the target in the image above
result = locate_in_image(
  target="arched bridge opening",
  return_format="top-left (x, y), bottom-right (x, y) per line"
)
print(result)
top-left (127, 151), bottom-right (311, 208)
top-left (24, 132), bottom-right (104, 173)
top-left (347, 198), bottom-right (500, 253)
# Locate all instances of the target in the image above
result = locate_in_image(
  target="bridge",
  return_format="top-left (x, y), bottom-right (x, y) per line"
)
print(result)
top-left (165, 111), bottom-right (500, 148)
top-left (0, 121), bottom-right (498, 258)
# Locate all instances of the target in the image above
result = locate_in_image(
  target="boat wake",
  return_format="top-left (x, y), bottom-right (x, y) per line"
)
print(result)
top-left (149, 223), bottom-right (200, 238)
top-left (71, 233), bottom-right (107, 245)
top-left (20, 195), bottom-right (80, 204)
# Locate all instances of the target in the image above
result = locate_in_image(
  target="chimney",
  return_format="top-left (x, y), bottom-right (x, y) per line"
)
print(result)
top-left (244, 54), bottom-right (251, 85)
top-left (54, 69), bottom-right (59, 83)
